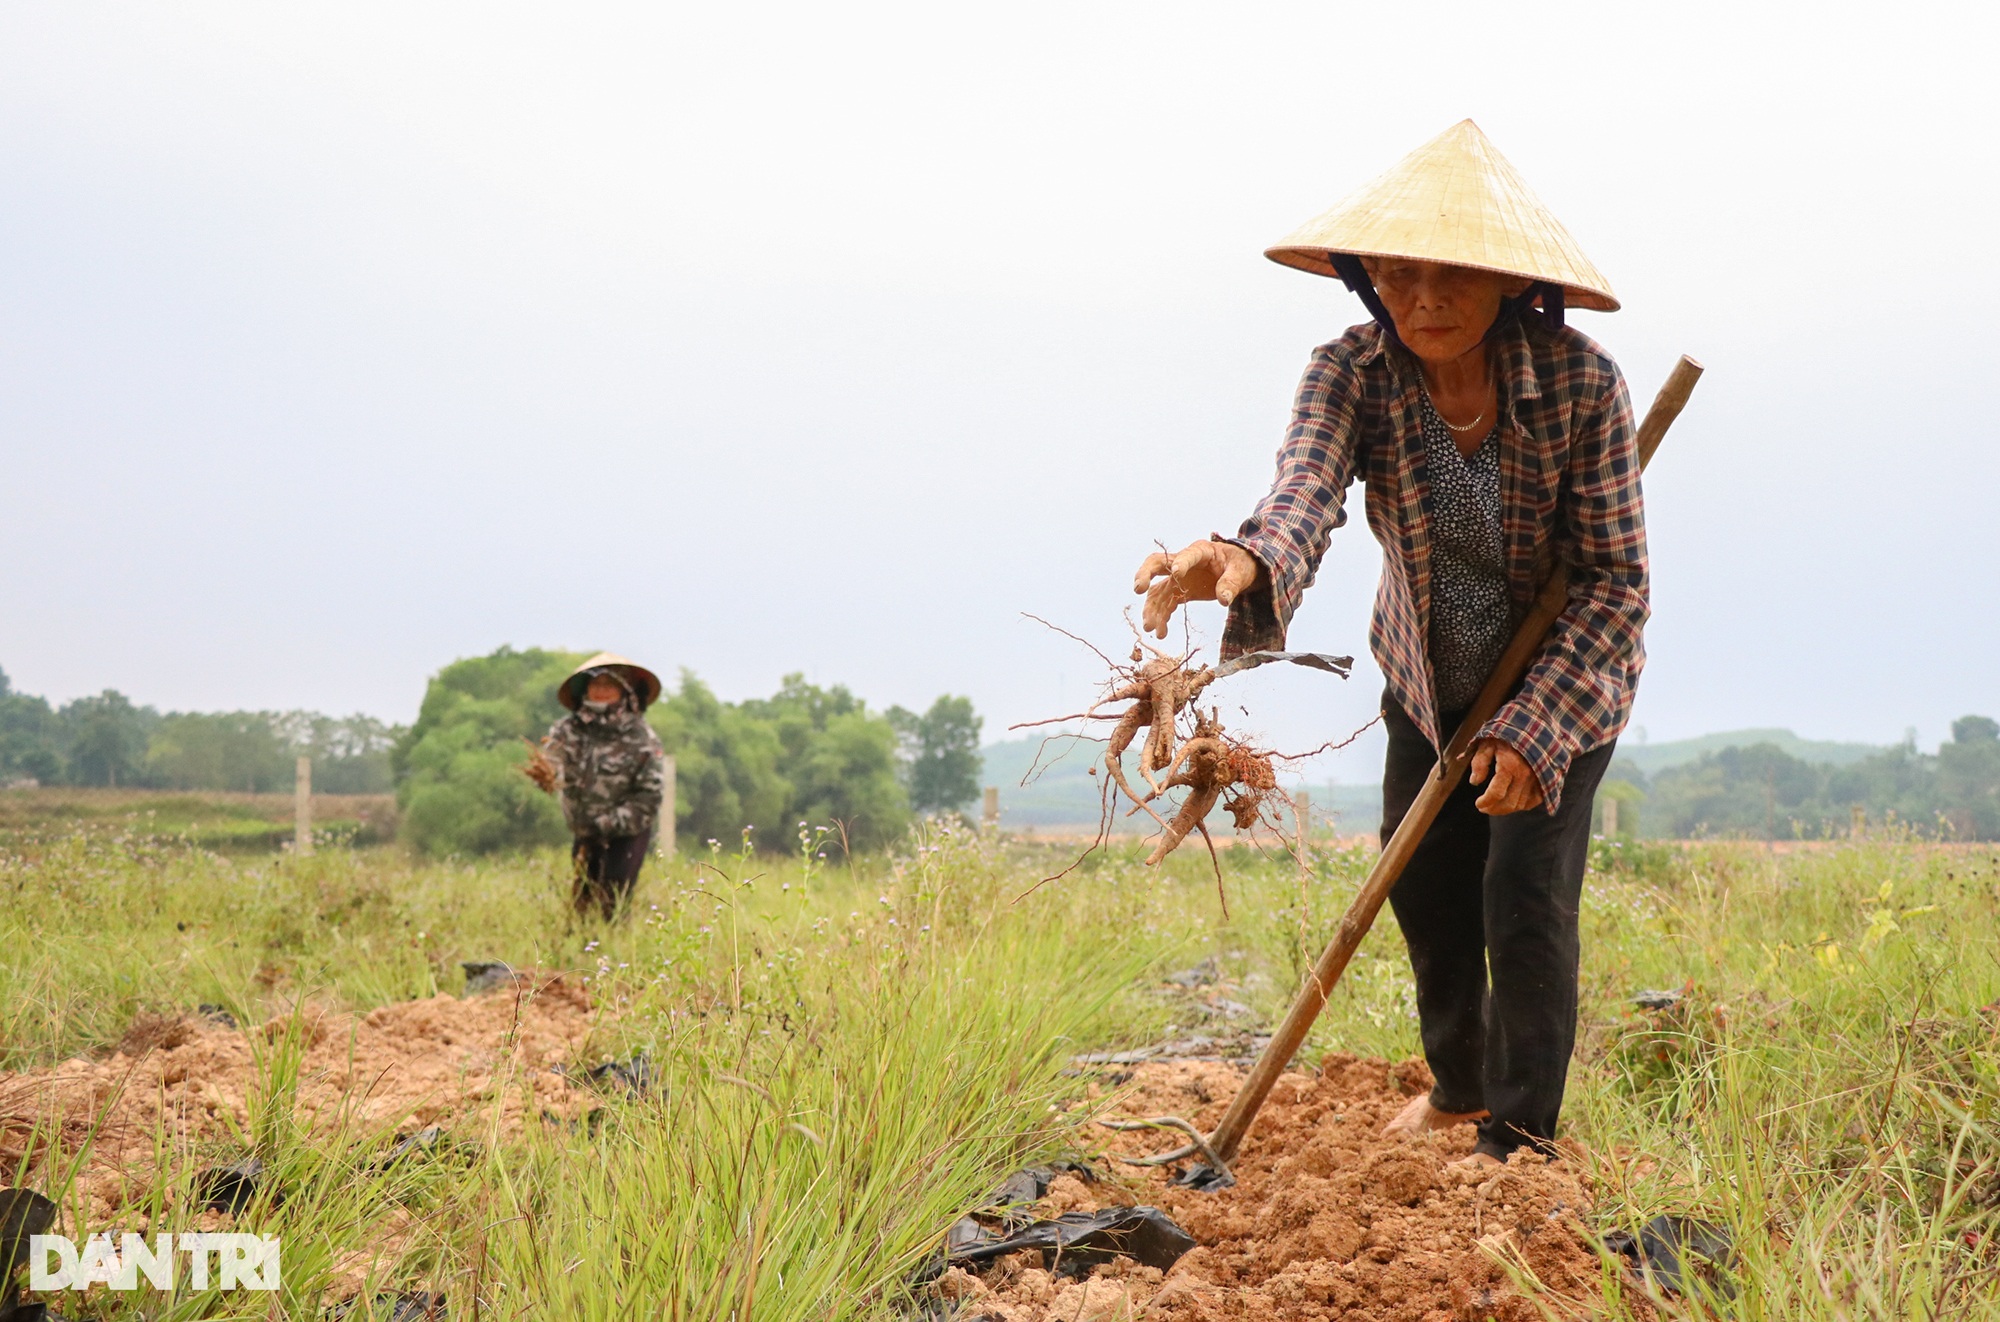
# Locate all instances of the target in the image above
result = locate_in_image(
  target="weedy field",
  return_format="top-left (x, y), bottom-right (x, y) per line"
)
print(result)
top-left (1, 820), bottom-right (1998, 1319)
top-left (0, 790), bottom-right (398, 853)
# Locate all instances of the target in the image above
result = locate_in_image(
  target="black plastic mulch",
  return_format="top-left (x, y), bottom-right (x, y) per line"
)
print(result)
top-left (1600, 1214), bottom-right (1736, 1301)
top-left (944, 1206), bottom-right (1197, 1280)
top-left (197, 1157), bottom-right (267, 1213)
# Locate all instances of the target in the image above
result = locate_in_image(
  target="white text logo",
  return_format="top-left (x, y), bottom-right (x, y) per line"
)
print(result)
top-left (29, 1234), bottom-right (280, 1291)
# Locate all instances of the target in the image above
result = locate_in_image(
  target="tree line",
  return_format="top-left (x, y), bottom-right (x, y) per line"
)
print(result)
top-left (1603, 715), bottom-right (2000, 840)
top-left (0, 666), bottom-right (398, 794)
top-left (393, 647), bottom-right (983, 856)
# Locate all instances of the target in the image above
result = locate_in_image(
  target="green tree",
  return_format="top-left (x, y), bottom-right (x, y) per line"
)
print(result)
top-left (1617, 721), bottom-right (2000, 842)
top-left (888, 695), bottom-right (984, 815)
top-left (648, 674), bottom-right (789, 849)
top-left (59, 691), bottom-right (158, 788)
top-left (1824, 743), bottom-right (1940, 827)
top-left (1644, 743), bottom-right (1829, 839)
top-left (739, 675), bottom-right (910, 850)
top-left (276, 712), bottom-right (401, 793)
top-left (394, 647), bottom-right (583, 856)
top-left (0, 667), bottom-right (62, 786)
top-left (1938, 715), bottom-right (2000, 839)
top-left (146, 712), bottom-right (292, 791)
top-left (790, 709), bottom-right (908, 850)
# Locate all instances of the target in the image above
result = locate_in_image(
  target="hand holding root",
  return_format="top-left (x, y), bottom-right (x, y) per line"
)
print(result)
top-left (1132, 540), bottom-right (1264, 640)
top-left (521, 736), bottom-right (558, 793)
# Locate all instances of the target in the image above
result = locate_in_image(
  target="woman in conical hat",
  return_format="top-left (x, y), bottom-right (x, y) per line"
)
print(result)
top-left (1134, 121), bottom-right (1646, 1168)
top-left (525, 652), bottom-right (667, 920)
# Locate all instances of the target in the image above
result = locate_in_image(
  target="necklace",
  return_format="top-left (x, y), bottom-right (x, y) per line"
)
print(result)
top-left (1422, 383), bottom-right (1488, 434)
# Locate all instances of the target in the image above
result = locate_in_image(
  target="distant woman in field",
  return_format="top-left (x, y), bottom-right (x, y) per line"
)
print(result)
top-left (1134, 122), bottom-right (1646, 1168)
top-left (526, 653), bottom-right (667, 920)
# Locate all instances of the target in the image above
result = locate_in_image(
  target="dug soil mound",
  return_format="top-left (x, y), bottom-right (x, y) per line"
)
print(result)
top-left (0, 976), bottom-right (601, 1223)
top-left (943, 1054), bottom-right (1627, 1322)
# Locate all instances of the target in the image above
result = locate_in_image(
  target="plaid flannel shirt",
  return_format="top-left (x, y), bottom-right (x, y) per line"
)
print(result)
top-left (1222, 319), bottom-right (1647, 812)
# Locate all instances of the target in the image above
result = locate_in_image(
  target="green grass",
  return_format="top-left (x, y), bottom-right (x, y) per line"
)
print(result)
top-left (2, 819), bottom-right (1999, 1316)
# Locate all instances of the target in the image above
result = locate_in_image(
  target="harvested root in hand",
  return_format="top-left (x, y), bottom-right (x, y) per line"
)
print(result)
top-left (520, 736), bottom-right (558, 793)
top-left (1011, 613), bottom-right (1363, 908)
top-left (1139, 711), bottom-right (1283, 866)
top-left (1101, 650), bottom-right (1212, 816)
top-left (1146, 711), bottom-right (1229, 864)
top-left (1088, 646), bottom-right (1286, 867)
top-left (1032, 640), bottom-right (1287, 877)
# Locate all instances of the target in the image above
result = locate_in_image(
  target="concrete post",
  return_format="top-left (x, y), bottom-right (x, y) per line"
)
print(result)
top-left (294, 756), bottom-right (313, 857)
top-left (981, 786), bottom-right (999, 831)
top-left (660, 755), bottom-right (676, 858)
top-left (1602, 796), bottom-right (1619, 838)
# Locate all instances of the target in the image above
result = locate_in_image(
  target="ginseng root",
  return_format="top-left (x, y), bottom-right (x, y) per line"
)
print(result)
top-left (1144, 720), bottom-right (1229, 865)
top-left (1011, 615), bottom-right (1349, 904)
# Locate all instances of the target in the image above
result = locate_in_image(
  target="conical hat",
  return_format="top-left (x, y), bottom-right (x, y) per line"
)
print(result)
top-left (1265, 119), bottom-right (1618, 313)
top-left (560, 652), bottom-right (663, 711)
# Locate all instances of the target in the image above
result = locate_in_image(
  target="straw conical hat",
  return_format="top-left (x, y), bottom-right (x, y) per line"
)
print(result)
top-left (560, 652), bottom-right (663, 710)
top-left (1266, 119), bottom-right (1618, 313)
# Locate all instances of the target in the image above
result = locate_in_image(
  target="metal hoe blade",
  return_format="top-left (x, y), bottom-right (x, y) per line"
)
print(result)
top-left (1098, 1116), bottom-right (1233, 1182)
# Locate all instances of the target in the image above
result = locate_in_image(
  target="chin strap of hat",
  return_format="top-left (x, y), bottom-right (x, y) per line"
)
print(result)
top-left (1328, 254), bottom-right (1405, 352)
top-left (1329, 254), bottom-right (1567, 346)
top-left (1490, 280), bottom-right (1565, 338)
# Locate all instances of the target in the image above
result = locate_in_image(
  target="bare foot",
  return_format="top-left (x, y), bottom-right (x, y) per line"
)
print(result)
top-left (1380, 1094), bottom-right (1489, 1140)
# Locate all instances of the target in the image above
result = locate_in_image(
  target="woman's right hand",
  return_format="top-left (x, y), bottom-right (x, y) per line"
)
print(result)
top-left (1132, 539), bottom-right (1264, 639)
top-left (521, 737), bottom-right (557, 792)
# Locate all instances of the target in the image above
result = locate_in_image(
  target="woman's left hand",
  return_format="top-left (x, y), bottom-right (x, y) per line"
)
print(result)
top-left (1470, 739), bottom-right (1544, 815)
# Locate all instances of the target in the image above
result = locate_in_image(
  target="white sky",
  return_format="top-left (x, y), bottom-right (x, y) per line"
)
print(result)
top-left (1, 1), bottom-right (1995, 775)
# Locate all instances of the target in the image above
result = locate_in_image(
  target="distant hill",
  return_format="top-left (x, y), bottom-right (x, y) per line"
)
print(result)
top-left (1615, 729), bottom-right (1885, 777)
top-left (980, 734), bottom-right (1119, 826)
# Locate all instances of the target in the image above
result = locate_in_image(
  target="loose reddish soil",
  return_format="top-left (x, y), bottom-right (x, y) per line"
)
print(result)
top-left (941, 1054), bottom-right (1634, 1322)
top-left (5, 992), bottom-right (1637, 1319)
top-left (0, 975), bottom-right (601, 1225)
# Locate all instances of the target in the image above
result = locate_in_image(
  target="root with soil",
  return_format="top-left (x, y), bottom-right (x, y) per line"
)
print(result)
top-left (1012, 621), bottom-right (1324, 910)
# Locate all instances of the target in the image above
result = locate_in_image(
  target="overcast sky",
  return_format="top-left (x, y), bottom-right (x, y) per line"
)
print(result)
top-left (2, 2), bottom-right (1995, 777)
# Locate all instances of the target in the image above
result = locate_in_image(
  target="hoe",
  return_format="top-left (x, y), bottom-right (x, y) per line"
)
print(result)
top-left (1108, 355), bottom-right (1705, 1184)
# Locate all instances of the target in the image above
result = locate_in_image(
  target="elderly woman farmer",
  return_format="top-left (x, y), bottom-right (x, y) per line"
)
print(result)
top-left (1135, 121), bottom-right (1645, 1168)
top-left (526, 652), bottom-right (668, 920)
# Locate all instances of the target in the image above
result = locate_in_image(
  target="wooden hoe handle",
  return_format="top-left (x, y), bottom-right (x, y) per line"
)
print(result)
top-left (1203, 355), bottom-right (1705, 1165)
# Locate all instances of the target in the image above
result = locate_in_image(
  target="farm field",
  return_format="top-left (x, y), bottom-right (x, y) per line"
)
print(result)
top-left (2, 822), bottom-right (1998, 1319)
top-left (0, 788), bottom-right (398, 852)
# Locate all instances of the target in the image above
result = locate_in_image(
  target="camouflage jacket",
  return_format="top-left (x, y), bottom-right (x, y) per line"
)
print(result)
top-left (543, 703), bottom-right (666, 839)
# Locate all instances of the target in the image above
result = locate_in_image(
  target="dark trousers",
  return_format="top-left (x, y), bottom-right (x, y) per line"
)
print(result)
top-left (1381, 693), bottom-right (1614, 1159)
top-left (571, 830), bottom-right (652, 920)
